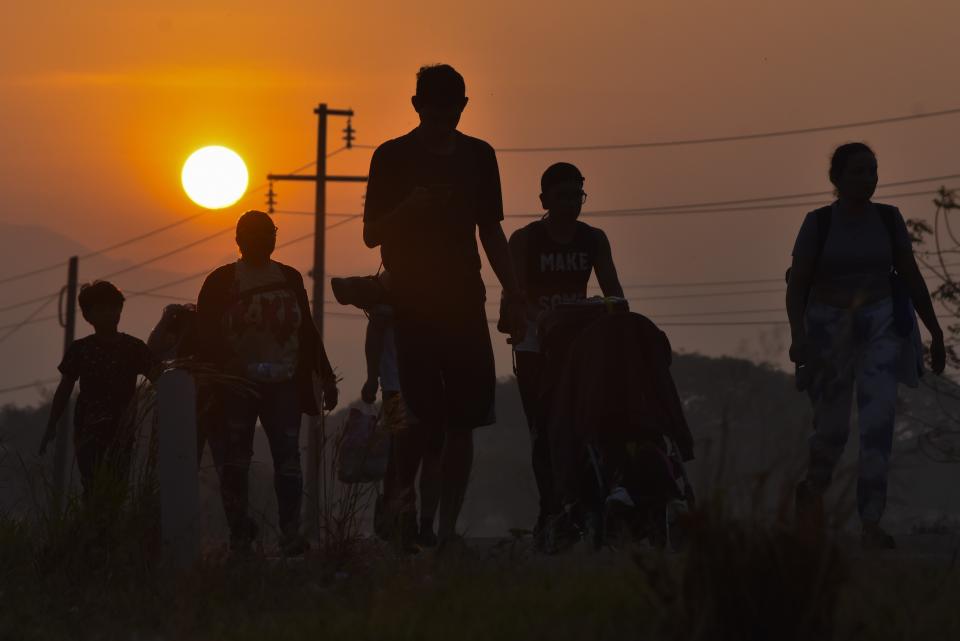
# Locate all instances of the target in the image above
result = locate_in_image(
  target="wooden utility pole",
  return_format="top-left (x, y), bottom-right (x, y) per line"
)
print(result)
top-left (268, 103), bottom-right (366, 336)
top-left (267, 103), bottom-right (367, 540)
top-left (53, 256), bottom-right (78, 509)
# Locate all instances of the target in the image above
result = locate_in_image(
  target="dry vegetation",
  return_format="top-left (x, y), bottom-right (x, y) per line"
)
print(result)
top-left (2, 355), bottom-right (959, 639)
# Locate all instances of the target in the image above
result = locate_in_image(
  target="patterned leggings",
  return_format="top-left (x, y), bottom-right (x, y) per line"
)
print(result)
top-left (804, 298), bottom-right (901, 524)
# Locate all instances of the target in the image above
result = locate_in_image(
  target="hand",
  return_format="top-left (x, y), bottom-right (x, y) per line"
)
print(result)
top-left (323, 380), bottom-right (339, 412)
top-left (789, 335), bottom-right (808, 364)
top-left (507, 299), bottom-right (527, 344)
top-left (930, 333), bottom-right (947, 375)
top-left (38, 427), bottom-right (54, 456)
top-left (360, 379), bottom-right (378, 404)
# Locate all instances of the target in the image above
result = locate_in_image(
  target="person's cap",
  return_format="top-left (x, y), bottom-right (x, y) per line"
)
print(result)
top-left (541, 162), bottom-right (584, 193)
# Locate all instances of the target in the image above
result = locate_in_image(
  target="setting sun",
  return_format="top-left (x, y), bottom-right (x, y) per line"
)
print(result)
top-left (181, 146), bottom-right (249, 209)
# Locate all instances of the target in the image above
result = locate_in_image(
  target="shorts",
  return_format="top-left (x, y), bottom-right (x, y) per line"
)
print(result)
top-left (394, 306), bottom-right (496, 430)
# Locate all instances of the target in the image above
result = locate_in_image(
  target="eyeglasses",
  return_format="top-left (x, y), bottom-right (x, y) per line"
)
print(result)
top-left (553, 189), bottom-right (587, 205)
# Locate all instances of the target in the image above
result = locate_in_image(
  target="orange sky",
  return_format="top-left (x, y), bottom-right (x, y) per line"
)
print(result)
top-left (2, 0), bottom-right (960, 403)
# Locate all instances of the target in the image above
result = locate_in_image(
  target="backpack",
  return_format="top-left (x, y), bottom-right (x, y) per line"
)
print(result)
top-left (786, 204), bottom-right (915, 337)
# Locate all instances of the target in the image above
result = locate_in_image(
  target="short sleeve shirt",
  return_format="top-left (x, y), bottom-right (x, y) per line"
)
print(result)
top-left (792, 202), bottom-right (911, 293)
top-left (363, 130), bottom-right (504, 315)
top-left (58, 333), bottom-right (155, 434)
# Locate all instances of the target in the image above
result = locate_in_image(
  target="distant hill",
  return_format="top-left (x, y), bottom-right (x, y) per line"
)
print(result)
top-left (2, 352), bottom-right (958, 539)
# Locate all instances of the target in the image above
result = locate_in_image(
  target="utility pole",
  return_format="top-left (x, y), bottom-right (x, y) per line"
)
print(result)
top-left (267, 104), bottom-right (367, 541)
top-left (268, 104), bottom-right (366, 336)
top-left (53, 256), bottom-right (78, 510)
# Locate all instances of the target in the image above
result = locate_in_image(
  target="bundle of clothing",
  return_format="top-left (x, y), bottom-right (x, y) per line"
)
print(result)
top-left (538, 303), bottom-right (695, 509)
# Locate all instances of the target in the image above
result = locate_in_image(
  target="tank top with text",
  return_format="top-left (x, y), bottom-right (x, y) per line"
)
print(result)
top-left (515, 219), bottom-right (598, 352)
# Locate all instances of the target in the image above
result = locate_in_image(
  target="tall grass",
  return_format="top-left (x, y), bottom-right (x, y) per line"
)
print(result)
top-left (1, 368), bottom-right (959, 639)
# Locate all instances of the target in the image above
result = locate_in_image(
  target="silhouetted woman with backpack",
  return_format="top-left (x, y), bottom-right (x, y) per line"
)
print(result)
top-left (786, 142), bottom-right (945, 549)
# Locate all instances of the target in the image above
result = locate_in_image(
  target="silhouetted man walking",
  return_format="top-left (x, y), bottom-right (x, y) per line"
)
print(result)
top-left (363, 64), bottom-right (525, 549)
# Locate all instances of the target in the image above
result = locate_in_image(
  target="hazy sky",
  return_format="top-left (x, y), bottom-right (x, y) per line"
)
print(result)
top-left (2, 0), bottom-right (960, 403)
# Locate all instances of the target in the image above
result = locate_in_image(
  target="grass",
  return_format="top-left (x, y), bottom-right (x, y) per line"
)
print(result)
top-left (3, 373), bottom-right (960, 639)
top-left (2, 493), bottom-right (959, 641)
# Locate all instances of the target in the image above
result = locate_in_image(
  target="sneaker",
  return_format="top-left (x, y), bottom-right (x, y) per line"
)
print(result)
top-left (795, 481), bottom-right (825, 534)
top-left (862, 523), bottom-right (896, 550)
top-left (606, 485), bottom-right (635, 509)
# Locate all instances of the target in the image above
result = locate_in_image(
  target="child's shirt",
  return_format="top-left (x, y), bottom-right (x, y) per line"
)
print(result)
top-left (58, 333), bottom-right (156, 437)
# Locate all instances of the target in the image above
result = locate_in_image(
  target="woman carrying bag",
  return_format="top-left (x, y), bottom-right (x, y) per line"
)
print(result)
top-left (786, 142), bottom-right (946, 549)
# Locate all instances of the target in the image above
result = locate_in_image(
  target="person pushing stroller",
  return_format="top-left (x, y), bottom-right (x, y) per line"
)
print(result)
top-left (507, 162), bottom-right (624, 542)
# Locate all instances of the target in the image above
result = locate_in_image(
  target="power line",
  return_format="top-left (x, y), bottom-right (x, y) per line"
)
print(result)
top-left (656, 320), bottom-right (790, 327)
top-left (0, 260), bottom-right (70, 288)
top-left (0, 313), bottom-right (57, 332)
top-left (506, 187), bottom-right (953, 219)
top-left (552, 174), bottom-right (960, 216)
top-left (631, 287), bottom-right (784, 301)
top-left (0, 212), bottom-right (212, 289)
top-left (490, 106), bottom-right (960, 153)
top-left (96, 226), bottom-right (234, 281)
top-left (121, 215), bottom-right (363, 300)
top-left (273, 210), bottom-right (359, 218)
top-left (0, 155), bottom-right (322, 290)
top-left (92, 211), bottom-right (361, 287)
top-left (0, 291), bottom-right (67, 314)
top-left (318, 305), bottom-right (792, 328)
top-left (0, 378), bottom-right (59, 396)
top-left (0, 294), bottom-right (58, 345)
top-left (80, 212), bottom-right (210, 261)
top-left (7, 177), bottom-right (952, 315)
top-left (486, 285), bottom-right (786, 300)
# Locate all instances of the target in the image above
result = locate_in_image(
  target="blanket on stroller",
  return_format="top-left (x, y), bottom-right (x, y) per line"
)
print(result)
top-left (545, 310), bottom-right (694, 504)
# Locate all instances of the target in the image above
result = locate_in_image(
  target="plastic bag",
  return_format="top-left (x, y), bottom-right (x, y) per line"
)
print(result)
top-left (338, 401), bottom-right (390, 483)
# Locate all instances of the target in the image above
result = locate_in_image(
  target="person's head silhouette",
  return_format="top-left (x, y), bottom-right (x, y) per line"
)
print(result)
top-left (540, 162), bottom-right (586, 222)
top-left (829, 142), bottom-right (877, 203)
top-left (236, 210), bottom-right (277, 264)
top-left (412, 64), bottom-right (468, 141)
top-left (78, 280), bottom-right (125, 332)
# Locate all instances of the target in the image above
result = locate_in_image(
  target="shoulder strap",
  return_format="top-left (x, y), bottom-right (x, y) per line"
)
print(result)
top-left (786, 205), bottom-right (833, 286)
top-left (874, 203), bottom-right (899, 253)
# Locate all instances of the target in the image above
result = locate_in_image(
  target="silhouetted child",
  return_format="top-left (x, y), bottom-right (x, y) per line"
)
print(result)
top-left (40, 281), bottom-right (159, 499)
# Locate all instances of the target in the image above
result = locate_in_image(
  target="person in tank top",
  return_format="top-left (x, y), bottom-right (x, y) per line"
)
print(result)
top-left (508, 162), bottom-right (624, 541)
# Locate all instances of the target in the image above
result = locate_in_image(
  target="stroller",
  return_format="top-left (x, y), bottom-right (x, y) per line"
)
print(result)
top-left (537, 299), bottom-right (696, 550)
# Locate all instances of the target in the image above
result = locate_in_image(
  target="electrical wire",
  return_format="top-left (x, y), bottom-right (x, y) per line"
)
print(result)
top-left (506, 187), bottom-right (954, 219)
top-left (0, 378), bottom-right (59, 396)
top-left (491, 106), bottom-right (960, 153)
top-left (0, 294), bottom-right (59, 345)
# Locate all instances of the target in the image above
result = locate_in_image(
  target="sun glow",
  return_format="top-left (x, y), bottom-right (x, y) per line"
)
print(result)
top-left (181, 146), bottom-right (248, 209)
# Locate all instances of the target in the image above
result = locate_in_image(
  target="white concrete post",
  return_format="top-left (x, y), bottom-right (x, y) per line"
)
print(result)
top-left (157, 369), bottom-right (199, 569)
